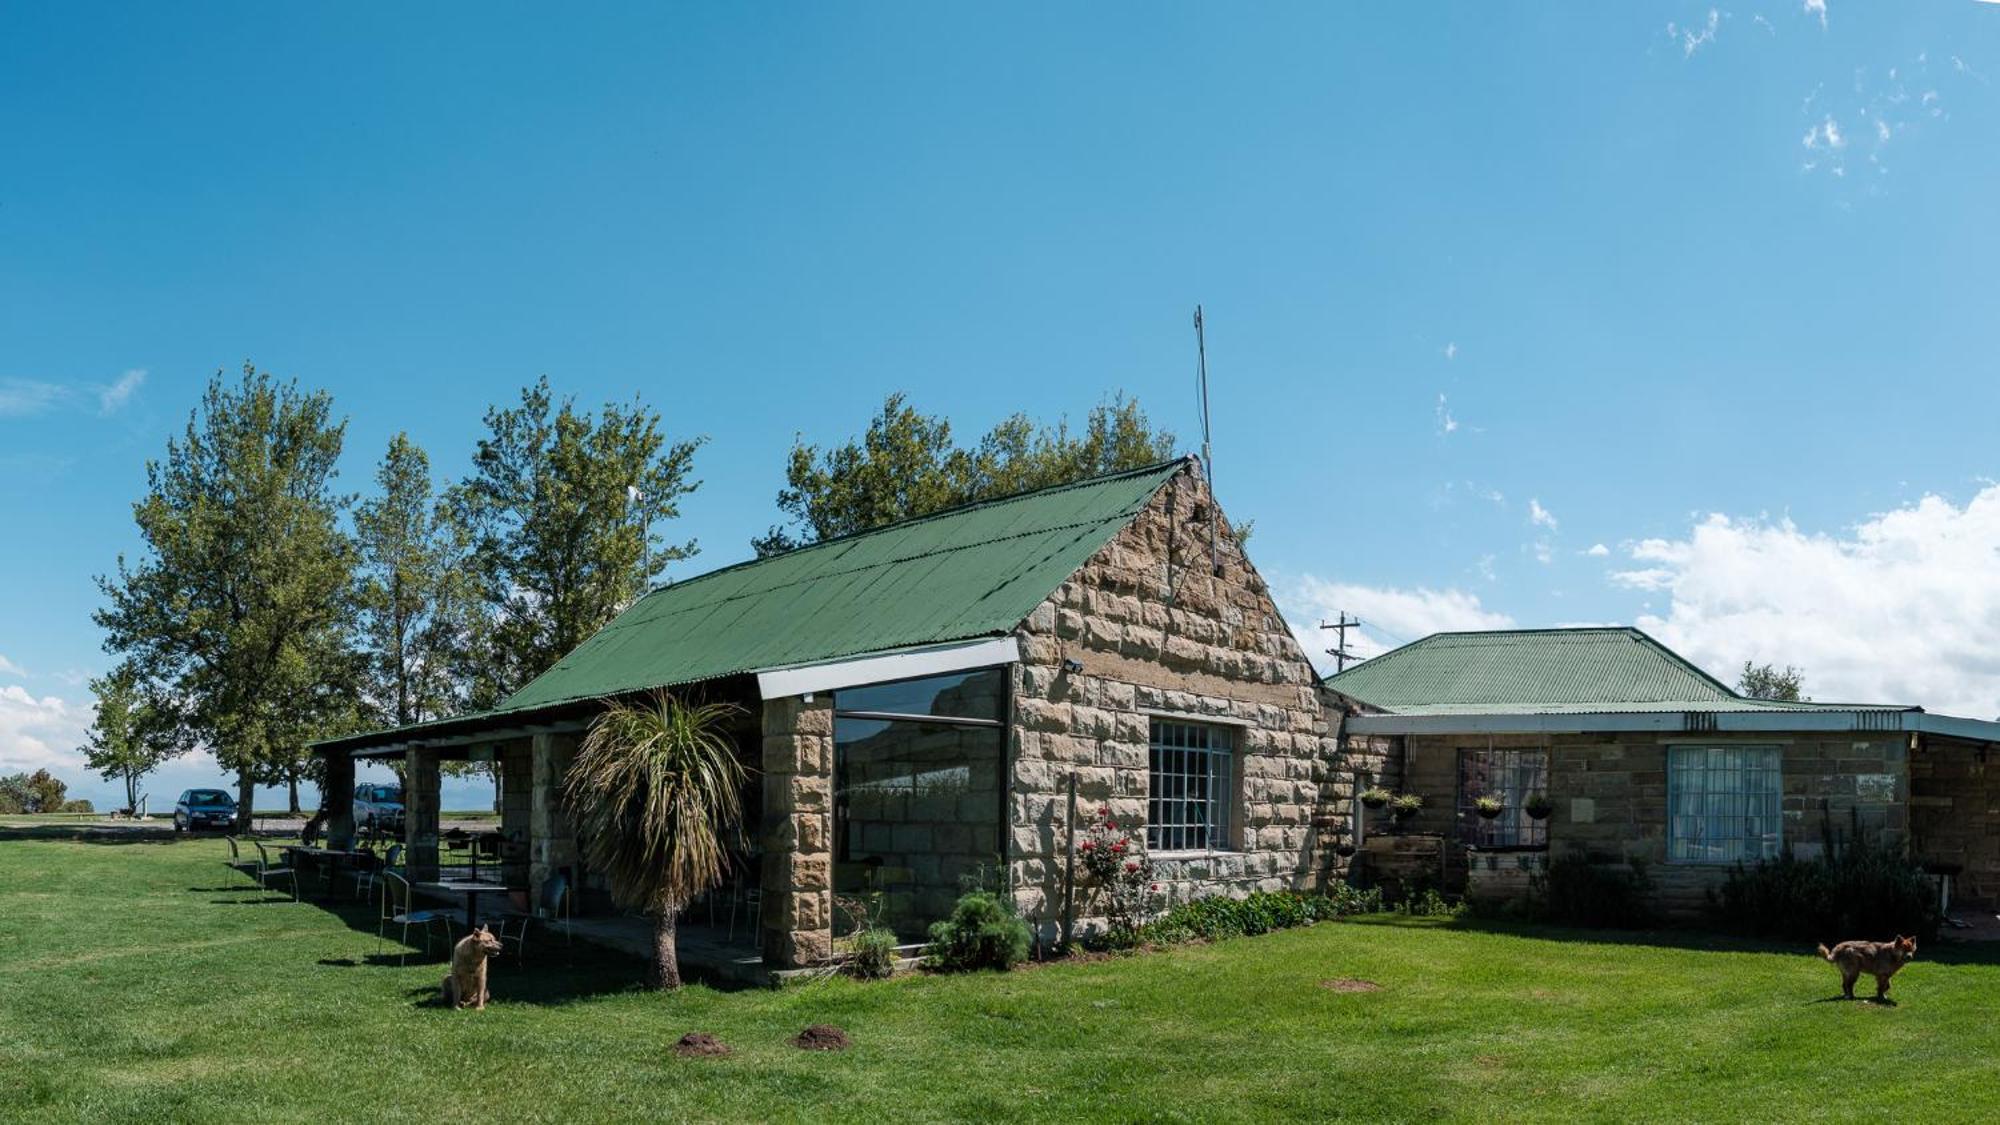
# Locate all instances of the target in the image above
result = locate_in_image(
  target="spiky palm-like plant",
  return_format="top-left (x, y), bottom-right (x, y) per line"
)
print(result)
top-left (564, 692), bottom-right (747, 990)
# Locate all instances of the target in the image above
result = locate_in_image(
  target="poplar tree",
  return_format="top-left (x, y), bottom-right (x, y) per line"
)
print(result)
top-left (452, 378), bottom-right (703, 698)
top-left (95, 364), bottom-right (363, 830)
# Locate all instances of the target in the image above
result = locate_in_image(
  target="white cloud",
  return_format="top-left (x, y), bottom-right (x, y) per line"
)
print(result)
top-left (1435, 393), bottom-right (1459, 436)
top-left (1528, 498), bottom-right (1558, 530)
top-left (1805, 0), bottom-right (1828, 30)
top-left (1584, 543), bottom-right (1611, 557)
top-left (0, 684), bottom-right (88, 775)
top-left (0, 655), bottom-right (23, 678)
top-left (0, 378), bottom-right (68, 417)
top-left (1673, 9), bottom-right (1721, 57)
top-left (1614, 487), bottom-right (2000, 718)
top-left (1280, 574), bottom-right (1515, 674)
top-left (1443, 342), bottom-right (1458, 361)
top-left (97, 369), bottom-right (146, 414)
top-left (1803, 116), bottom-right (1846, 150)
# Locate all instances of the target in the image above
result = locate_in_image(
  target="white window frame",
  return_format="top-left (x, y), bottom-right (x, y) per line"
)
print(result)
top-left (1666, 744), bottom-right (1783, 865)
top-left (1146, 718), bottom-right (1238, 855)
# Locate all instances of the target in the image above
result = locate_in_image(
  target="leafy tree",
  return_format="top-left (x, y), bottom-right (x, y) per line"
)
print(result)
top-left (22, 769), bottom-right (67, 813)
top-left (356, 434), bottom-right (485, 726)
top-left (753, 392), bottom-right (1177, 556)
top-left (0, 770), bottom-right (74, 815)
top-left (77, 663), bottom-right (190, 813)
top-left (452, 378), bottom-right (703, 699)
top-left (564, 693), bottom-right (746, 990)
top-left (1737, 662), bottom-right (1808, 702)
top-left (95, 364), bottom-right (366, 831)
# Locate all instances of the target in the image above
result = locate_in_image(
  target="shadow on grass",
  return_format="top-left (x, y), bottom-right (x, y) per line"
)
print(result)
top-left (0, 825), bottom-right (181, 846)
top-left (1345, 913), bottom-right (2000, 968)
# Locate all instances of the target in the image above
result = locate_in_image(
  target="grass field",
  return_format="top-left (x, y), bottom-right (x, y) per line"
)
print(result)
top-left (1, 827), bottom-right (1994, 1123)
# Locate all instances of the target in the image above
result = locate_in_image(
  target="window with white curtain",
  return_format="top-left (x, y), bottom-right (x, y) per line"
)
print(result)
top-left (1667, 745), bottom-right (1782, 864)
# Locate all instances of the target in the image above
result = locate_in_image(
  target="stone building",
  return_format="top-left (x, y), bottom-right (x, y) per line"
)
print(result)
top-left (1322, 628), bottom-right (2000, 916)
top-left (314, 457), bottom-right (1365, 970)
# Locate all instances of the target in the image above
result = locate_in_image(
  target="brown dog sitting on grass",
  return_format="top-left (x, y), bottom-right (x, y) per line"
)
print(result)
top-left (442, 925), bottom-right (505, 1010)
top-left (1817, 935), bottom-right (1917, 1001)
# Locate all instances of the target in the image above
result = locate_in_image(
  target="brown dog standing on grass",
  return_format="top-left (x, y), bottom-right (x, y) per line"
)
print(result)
top-left (1817, 936), bottom-right (1917, 1001)
top-left (442, 926), bottom-right (505, 1010)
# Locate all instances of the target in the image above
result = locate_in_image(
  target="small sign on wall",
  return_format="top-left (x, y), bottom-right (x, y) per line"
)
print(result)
top-left (1855, 774), bottom-right (1897, 801)
top-left (1570, 797), bottom-right (1595, 824)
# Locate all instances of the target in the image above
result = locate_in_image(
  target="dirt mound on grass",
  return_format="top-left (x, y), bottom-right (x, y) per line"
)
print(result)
top-left (674, 1033), bottom-right (731, 1057)
top-left (1319, 978), bottom-right (1382, 993)
top-left (791, 1024), bottom-right (851, 1051)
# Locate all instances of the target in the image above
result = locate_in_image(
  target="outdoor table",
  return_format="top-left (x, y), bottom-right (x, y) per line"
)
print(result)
top-left (415, 880), bottom-right (520, 929)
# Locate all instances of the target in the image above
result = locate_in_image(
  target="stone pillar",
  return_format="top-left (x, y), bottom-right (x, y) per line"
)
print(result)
top-left (530, 732), bottom-right (580, 913)
top-left (404, 747), bottom-right (441, 881)
top-left (761, 695), bottom-right (834, 968)
top-left (498, 739), bottom-right (533, 890)
top-left (323, 750), bottom-right (356, 850)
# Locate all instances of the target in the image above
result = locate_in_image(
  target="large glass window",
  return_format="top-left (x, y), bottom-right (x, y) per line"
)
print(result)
top-left (1147, 720), bottom-right (1235, 853)
top-left (833, 668), bottom-right (1006, 941)
top-left (1457, 747), bottom-right (1549, 848)
top-left (1668, 746), bottom-right (1782, 864)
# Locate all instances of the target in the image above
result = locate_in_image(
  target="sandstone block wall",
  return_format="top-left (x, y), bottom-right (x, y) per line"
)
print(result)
top-left (1909, 736), bottom-right (2000, 908)
top-left (1388, 731), bottom-right (1909, 917)
top-left (1008, 468), bottom-right (1368, 938)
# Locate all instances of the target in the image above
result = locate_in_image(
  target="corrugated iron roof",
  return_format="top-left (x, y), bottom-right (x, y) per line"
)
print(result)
top-left (1322, 627), bottom-right (1910, 716)
top-left (319, 458), bottom-right (1191, 751)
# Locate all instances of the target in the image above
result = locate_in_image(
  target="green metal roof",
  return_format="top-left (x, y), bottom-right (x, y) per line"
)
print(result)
top-left (319, 458), bottom-right (1190, 751)
top-left (1323, 627), bottom-right (1907, 716)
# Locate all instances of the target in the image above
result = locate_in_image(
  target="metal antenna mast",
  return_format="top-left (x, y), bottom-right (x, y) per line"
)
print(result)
top-left (1194, 306), bottom-right (1221, 575)
top-left (1321, 613), bottom-right (1364, 673)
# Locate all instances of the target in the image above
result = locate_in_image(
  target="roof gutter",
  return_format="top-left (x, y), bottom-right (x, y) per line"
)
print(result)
top-left (1344, 708), bottom-right (2000, 740)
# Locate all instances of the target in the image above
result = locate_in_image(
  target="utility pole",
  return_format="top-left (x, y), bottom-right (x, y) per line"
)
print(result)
top-left (1321, 614), bottom-right (1364, 673)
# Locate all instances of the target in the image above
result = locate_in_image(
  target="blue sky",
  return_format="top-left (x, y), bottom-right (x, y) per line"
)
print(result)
top-left (6, 2), bottom-right (2000, 809)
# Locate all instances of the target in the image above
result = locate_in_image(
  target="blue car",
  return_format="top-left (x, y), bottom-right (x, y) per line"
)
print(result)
top-left (174, 789), bottom-right (237, 833)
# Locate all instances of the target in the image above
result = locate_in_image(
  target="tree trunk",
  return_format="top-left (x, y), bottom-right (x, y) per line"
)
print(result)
top-left (287, 772), bottom-right (302, 815)
top-left (124, 770), bottom-right (139, 816)
top-left (650, 907), bottom-right (682, 990)
top-left (236, 770), bottom-right (255, 834)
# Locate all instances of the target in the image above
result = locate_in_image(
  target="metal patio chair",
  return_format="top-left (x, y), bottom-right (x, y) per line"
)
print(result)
top-left (378, 869), bottom-right (459, 966)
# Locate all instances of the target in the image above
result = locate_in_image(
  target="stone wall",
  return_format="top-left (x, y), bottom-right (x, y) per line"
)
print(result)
top-left (529, 732), bottom-right (580, 910)
top-left (1008, 467), bottom-right (1367, 939)
top-left (1389, 731), bottom-right (1910, 917)
top-left (1909, 736), bottom-right (2000, 908)
top-left (496, 738), bottom-right (533, 890)
top-left (760, 695), bottom-right (834, 968)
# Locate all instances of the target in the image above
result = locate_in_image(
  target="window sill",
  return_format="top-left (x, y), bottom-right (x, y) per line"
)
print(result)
top-left (1150, 850), bottom-right (1245, 862)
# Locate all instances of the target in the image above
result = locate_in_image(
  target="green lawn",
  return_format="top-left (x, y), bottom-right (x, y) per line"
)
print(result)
top-left (2, 828), bottom-right (1994, 1123)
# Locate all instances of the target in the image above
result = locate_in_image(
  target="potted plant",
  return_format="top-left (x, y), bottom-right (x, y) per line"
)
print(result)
top-left (1359, 787), bottom-right (1392, 810)
top-left (1389, 793), bottom-right (1424, 822)
top-left (1473, 794), bottom-right (1505, 820)
top-left (1335, 842), bottom-right (1358, 858)
top-left (1523, 792), bottom-right (1555, 821)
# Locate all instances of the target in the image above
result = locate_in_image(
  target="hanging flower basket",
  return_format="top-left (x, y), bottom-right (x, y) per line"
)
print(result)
top-left (1474, 795), bottom-right (1505, 820)
top-left (1335, 842), bottom-right (1358, 859)
top-left (1359, 787), bottom-right (1392, 810)
top-left (1523, 793), bottom-right (1555, 821)
top-left (1389, 794), bottom-right (1424, 822)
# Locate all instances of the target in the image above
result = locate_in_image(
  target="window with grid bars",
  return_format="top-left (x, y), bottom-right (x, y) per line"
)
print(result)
top-left (1667, 745), bottom-right (1783, 864)
top-left (1147, 720), bottom-right (1234, 852)
top-left (1457, 747), bottom-right (1549, 848)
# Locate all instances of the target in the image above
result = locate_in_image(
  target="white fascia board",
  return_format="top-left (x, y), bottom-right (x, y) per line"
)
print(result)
top-left (1346, 710), bottom-right (1923, 737)
top-left (755, 637), bottom-right (1022, 700)
top-left (1914, 713), bottom-right (2000, 743)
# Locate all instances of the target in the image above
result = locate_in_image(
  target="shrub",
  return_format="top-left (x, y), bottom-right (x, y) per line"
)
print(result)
top-left (1531, 855), bottom-right (1654, 929)
top-left (1132, 888), bottom-right (1382, 947)
top-left (1075, 805), bottom-right (1157, 943)
top-left (1395, 887), bottom-right (1463, 918)
top-left (924, 891), bottom-right (1031, 972)
top-left (846, 928), bottom-right (901, 980)
top-left (61, 799), bottom-right (94, 815)
top-left (1711, 838), bottom-right (1939, 943)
